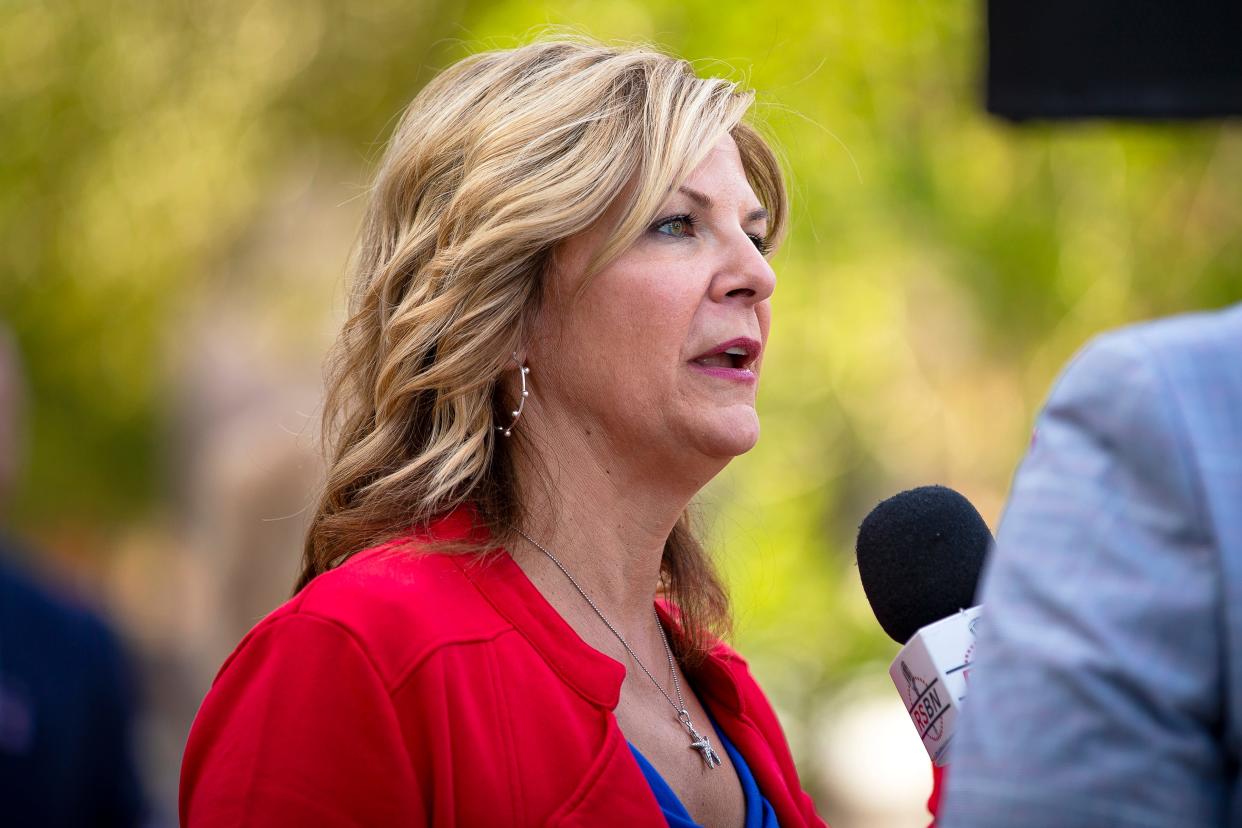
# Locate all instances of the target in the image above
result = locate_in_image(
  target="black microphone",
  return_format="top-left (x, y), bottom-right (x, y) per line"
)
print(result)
top-left (856, 485), bottom-right (992, 644)
top-left (855, 485), bottom-right (994, 764)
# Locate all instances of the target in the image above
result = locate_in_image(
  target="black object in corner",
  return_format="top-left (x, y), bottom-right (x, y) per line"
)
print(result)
top-left (987, 0), bottom-right (1242, 120)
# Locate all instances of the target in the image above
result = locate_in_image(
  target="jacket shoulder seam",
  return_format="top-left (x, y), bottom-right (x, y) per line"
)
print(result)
top-left (387, 626), bottom-right (520, 696)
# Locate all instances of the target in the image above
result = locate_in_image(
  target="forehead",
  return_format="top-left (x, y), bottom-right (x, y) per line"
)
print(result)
top-left (677, 134), bottom-right (754, 200)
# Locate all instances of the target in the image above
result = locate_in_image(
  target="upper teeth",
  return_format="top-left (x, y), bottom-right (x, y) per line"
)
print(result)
top-left (724, 347), bottom-right (747, 356)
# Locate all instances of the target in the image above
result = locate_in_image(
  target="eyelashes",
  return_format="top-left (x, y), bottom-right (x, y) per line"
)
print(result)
top-left (650, 211), bottom-right (773, 257)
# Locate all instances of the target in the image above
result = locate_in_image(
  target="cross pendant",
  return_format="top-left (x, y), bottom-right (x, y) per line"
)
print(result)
top-left (679, 712), bottom-right (722, 769)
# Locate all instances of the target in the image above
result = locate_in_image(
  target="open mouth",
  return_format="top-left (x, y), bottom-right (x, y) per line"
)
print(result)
top-left (692, 348), bottom-right (751, 370)
top-left (688, 339), bottom-right (760, 381)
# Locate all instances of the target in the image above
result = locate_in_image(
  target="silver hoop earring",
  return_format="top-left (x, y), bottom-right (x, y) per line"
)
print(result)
top-left (497, 352), bottom-right (530, 438)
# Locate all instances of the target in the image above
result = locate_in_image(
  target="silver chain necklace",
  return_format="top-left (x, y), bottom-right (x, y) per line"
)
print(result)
top-left (513, 528), bottom-right (722, 770)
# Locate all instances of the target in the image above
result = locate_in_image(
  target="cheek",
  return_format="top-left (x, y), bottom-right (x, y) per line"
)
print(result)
top-left (627, 286), bottom-right (694, 347)
top-left (589, 260), bottom-right (693, 340)
top-left (621, 283), bottom-right (701, 388)
top-left (559, 274), bottom-right (696, 403)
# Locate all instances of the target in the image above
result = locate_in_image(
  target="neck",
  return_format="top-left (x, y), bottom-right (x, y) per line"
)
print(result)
top-left (505, 400), bottom-right (722, 649)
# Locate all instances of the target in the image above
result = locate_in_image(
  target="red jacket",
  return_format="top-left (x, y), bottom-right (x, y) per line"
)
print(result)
top-left (180, 506), bottom-right (830, 826)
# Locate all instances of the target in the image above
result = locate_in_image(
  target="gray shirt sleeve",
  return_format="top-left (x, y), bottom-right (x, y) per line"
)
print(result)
top-left (939, 330), bottom-right (1230, 828)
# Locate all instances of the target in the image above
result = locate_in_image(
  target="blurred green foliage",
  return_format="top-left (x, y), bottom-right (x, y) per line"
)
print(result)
top-left (2, 0), bottom-right (1240, 797)
top-left (0, 0), bottom-right (465, 524)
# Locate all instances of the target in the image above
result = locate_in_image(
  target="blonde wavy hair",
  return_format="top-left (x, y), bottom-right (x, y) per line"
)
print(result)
top-left (298, 33), bottom-right (789, 666)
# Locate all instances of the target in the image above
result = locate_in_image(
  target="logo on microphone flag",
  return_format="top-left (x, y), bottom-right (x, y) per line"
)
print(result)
top-left (900, 660), bottom-right (947, 743)
top-left (889, 605), bottom-right (982, 766)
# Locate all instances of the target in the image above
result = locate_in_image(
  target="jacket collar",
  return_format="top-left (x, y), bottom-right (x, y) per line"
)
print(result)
top-left (422, 504), bottom-right (746, 714)
top-left (421, 507), bottom-right (817, 827)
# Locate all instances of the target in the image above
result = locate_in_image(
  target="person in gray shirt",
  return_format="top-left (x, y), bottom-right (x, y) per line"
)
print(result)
top-left (940, 303), bottom-right (1242, 828)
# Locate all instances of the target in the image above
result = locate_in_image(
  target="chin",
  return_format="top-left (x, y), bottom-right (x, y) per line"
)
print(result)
top-left (690, 410), bottom-right (761, 459)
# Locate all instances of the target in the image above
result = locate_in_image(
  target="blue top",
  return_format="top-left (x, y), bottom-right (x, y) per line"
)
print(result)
top-left (628, 707), bottom-right (779, 828)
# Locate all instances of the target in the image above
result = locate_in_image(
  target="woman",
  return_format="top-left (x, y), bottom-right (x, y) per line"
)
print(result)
top-left (180, 34), bottom-right (828, 827)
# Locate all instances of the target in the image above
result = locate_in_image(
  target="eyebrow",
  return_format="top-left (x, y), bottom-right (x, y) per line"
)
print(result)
top-left (678, 186), bottom-right (769, 224)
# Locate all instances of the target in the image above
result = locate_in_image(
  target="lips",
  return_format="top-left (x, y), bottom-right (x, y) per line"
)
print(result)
top-left (690, 337), bottom-right (761, 371)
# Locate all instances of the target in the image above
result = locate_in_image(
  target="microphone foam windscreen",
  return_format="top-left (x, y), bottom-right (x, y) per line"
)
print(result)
top-left (855, 485), bottom-right (993, 645)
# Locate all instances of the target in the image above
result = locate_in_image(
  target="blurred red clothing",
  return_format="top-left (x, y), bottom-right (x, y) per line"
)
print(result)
top-left (929, 763), bottom-right (946, 825)
top-left (180, 505), bottom-right (829, 827)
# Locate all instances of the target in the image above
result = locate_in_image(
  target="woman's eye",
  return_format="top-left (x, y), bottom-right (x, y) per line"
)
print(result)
top-left (651, 213), bottom-right (771, 256)
top-left (652, 213), bottom-right (697, 238)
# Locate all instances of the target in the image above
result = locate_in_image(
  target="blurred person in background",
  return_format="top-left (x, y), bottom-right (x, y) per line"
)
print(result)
top-left (180, 35), bottom-right (842, 827)
top-left (940, 302), bottom-right (1242, 827)
top-left (0, 326), bottom-right (148, 827)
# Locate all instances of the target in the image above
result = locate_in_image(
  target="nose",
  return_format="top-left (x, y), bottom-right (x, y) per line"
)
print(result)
top-left (709, 229), bottom-right (776, 305)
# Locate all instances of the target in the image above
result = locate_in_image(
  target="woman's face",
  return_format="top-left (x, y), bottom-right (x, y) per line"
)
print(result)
top-left (528, 133), bottom-right (776, 476)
